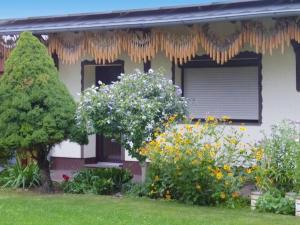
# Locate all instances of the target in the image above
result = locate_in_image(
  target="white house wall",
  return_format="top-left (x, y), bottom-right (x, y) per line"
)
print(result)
top-left (51, 59), bottom-right (82, 158)
top-left (83, 65), bottom-right (96, 158)
top-left (52, 22), bottom-right (300, 161)
top-left (251, 47), bottom-right (300, 139)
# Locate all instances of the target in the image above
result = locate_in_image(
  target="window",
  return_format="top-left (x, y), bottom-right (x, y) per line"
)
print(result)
top-left (291, 40), bottom-right (300, 92)
top-left (181, 52), bottom-right (262, 123)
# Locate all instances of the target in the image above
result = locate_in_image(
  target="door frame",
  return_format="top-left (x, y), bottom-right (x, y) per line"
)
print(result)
top-left (81, 59), bottom-right (125, 163)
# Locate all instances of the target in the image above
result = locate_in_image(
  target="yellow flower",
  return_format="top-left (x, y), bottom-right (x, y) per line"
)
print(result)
top-left (206, 115), bottom-right (216, 122)
top-left (216, 172), bottom-right (223, 180)
top-left (168, 114), bottom-right (177, 123)
top-left (154, 175), bottom-right (160, 181)
top-left (220, 192), bottom-right (226, 199)
top-left (246, 168), bottom-right (252, 174)
top-left (221, 115), bottom-right (230, 121)
top-left (139, 147), bottom-right (149, 156)
top-left (186, 149), bottom-right (192, 155)
top-left (239, 126), bottom-right (247, 132)
top-left (185, 125), bottom-right (193, 132)
top-left (223, 164), bottom-right (231, 172)
top-left (229, 138), bottom-right (238, 145)
top-left (197, 151), bottom-right (204, 159)
top-left (255, 149), bottom-right (264, 161)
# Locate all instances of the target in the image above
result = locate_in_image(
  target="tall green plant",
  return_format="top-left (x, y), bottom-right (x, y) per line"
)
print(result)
top-left (256, 120), bottom-right (300, 192)
top-left (0, 159), bottom-right (41, 189)
top-left (0, 32), bottom-right (87, 192)
top-left (296, 149), bottom-right (300, 193)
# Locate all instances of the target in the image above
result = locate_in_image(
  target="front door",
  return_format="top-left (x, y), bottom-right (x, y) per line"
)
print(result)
top-left (95, 63), bottom-right (123, 162)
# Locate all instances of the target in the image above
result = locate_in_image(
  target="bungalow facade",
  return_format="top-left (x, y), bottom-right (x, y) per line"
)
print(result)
top-left (1, 0), bottom-right (300, 176)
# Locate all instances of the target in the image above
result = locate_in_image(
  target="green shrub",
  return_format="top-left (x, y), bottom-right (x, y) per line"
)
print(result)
top-left (0, 161), bottom-right (40, 189)
top-left (123, 182), bottom-right (148, 197)
top-left (256, 120), bottom-right (300, 193)
top-left (140, 116), bottom-right (259, 207)
top-left (62, 168), bottom-right (132, 195)
top-left (256, 190), bottom-right (295, 215)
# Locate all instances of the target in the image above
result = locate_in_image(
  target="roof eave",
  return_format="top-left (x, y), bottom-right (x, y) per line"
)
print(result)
top-left (0, 5), bottom-right (300, 35)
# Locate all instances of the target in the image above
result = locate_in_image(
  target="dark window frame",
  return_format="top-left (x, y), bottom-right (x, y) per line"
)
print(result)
top-left (51, 53), bottom-right (59, 71)
top-left (291, 40), bottom-right (300, 92)
top-left (81, 59), bottom-right (124, 92)
top-left (179, 51), bottom-right (263, 125)
top-left (143, 60), bottom-right (151, 73)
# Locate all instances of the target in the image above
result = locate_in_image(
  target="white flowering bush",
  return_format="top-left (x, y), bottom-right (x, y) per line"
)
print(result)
top-left (76, 69), bottom-right (187, 161)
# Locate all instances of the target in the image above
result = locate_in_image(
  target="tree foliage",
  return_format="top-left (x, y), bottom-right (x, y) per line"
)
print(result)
top-left (76, 69), bottom-right (187, 161)
top-left (0, 32), bottom-right (87, 191)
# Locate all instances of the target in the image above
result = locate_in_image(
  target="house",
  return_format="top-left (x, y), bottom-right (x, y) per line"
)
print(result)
top-left (0, 0), bottom-right (300, 176)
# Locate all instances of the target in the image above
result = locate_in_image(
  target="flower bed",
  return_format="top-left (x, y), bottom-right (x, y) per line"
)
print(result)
top-left (61, 168), bottom-right (132, 195)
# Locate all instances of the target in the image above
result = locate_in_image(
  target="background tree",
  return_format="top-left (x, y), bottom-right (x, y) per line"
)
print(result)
top-left (76, 69), bottom-right (187, 168)
top-left (0, 32), bottom-right (87, 192)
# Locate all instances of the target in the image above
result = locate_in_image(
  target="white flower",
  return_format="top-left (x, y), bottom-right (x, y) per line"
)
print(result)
top-left (127, 141), bottom-right (134, 149)
top-left (146, 123), bottom-right (153, 130)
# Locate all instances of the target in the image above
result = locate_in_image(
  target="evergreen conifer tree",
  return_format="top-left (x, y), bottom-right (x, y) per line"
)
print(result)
top-left (0, 32), bottom-right (87, 192)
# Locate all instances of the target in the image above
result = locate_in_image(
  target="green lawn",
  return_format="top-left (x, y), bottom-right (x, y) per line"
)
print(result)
top-left (0, 190), bottom-right (299, 225)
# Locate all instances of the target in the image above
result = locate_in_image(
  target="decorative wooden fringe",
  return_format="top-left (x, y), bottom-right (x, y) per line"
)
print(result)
top-left (0, 35), bottom-right (18, 61)
top-left (48, 32), bottom-right (85, 64)
top-left (124, 30), bottom-right (159, 63)
top-left (2, 19), bottom-right (300, 65)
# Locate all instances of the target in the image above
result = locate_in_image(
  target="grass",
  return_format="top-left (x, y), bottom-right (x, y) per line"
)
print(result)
top-left (0, 190), bottom-right (299, 225)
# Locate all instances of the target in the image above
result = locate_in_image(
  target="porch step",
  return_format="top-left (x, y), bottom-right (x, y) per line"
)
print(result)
top-left (84, 162), bottom-right (123, 169)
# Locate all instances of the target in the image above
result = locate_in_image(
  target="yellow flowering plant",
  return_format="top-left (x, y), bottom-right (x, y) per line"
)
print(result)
top-left (141, 116), bottom-right (259, 206)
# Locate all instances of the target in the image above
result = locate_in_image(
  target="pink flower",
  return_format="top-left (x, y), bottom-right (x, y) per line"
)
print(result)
top-left (62, 174), bottom-right (70, 182)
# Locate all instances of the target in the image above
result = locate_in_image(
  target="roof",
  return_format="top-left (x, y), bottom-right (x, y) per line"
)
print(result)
top-left (0, 0), bottom-right (299, 34)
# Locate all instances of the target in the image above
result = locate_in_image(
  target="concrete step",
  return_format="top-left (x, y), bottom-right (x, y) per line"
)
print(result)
top-left (84, 162), bottom-right (123, 169)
